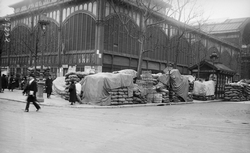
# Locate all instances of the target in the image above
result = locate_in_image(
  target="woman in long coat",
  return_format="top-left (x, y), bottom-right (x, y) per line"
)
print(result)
top-left (8, 75), bottom-right (15, 91)
top-left (45, 75), bottom-right (53, 98)
top-left (68, 80), bottom-right (76, 105)
top-left (1, 74), bottom-right (8, 91)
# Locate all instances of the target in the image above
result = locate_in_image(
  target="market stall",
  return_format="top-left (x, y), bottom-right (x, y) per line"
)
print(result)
top-left (189, 60), bottom-right (236, 99)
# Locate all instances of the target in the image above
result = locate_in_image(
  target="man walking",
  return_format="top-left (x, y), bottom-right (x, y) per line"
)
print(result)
top-left (23, 74), bottom-right (41, 112)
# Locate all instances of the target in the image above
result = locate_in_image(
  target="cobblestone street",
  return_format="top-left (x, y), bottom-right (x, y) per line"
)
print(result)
top-left (0, 99), bottom-right (250, 153)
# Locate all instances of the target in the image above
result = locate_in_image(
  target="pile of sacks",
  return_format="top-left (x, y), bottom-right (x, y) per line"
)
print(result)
top-left (243, 84), bottom-right (250, 100)
top-left (159, 89), bottom-right (170, 103)
top-left (224, 83), bottom-right (250, 101)
top-left (109, 87), bottom-right (134, 105)
top-left (65, 71), bottom-right (89, 84)
top-left (64, 71), bottom-right (89, 100)
top-left (224, 83), bottom-right (243, 101)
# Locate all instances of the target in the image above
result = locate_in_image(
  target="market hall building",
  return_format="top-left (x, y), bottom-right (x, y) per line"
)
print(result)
top-left (200, 18), bottom-right (250, 79)
top-left (1, 0), bottom-right (241, 81)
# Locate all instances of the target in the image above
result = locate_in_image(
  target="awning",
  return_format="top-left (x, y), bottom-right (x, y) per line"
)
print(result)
top-left (189, 60), bottom-right (236, 76)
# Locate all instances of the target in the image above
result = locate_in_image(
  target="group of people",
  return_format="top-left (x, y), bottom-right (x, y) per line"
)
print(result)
top-left (0, 73), bottom-right (53, 112)
top-left (2, 72), bottom-right (81, 110)
top-left (22, 74), bottom-right (54, 112)
top-left (1, 74), bottom-right (19, 92)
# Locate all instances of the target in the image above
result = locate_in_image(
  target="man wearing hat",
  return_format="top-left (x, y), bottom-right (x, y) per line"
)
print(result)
top-left (22, 74), bottom-right (41, 112)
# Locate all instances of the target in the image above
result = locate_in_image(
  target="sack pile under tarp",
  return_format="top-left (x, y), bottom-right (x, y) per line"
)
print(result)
top-left (157, 69), bottom-right (189, 102)
top-left (80, 72), bottom-right (134, 106)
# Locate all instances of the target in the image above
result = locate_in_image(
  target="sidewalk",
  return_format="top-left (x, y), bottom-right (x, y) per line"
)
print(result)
top-left (3, 89), bottom-right (246, 108)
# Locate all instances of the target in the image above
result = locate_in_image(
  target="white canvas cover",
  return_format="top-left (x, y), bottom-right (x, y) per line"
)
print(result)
top-left (193, 80), bottom-right (215, 96)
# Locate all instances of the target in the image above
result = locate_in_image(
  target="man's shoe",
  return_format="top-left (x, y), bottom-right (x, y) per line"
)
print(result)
top-left (36, 108), bottom-right (41, 112)
top-left (24, 109), bottom-right (29, 112)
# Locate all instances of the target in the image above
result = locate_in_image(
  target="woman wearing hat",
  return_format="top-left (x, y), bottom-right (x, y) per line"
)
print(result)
top-left (68, 80), bottom-right (77, 105)
top-left (23, 74), bottom-right (41, 112)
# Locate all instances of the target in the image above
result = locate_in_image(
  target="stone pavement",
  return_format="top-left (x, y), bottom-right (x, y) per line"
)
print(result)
top-left (2, 89), bottom-right (248, 108)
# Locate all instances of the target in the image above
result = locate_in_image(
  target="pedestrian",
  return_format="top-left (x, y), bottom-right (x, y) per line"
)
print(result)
top-left (23, 74), bottom-right (41, 112)
top-left (8, 75), bottom-right (15, 91)
top-left (1, 74), bottom-right (8, 92)
top-left (68, 80), bottom-right (76, 105)
top-left (21, 76), bottom-right (28, 90)
top-left (45, 75), bottom-right (53, 98)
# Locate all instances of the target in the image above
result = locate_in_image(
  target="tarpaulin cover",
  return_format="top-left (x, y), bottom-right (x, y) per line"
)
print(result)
top-left (193, 80), bottom-right (215, 96)
top-left (52, 77), bottom-right (67, 95)
top-left (80, 73), bottom-right (134, 106)
top-left (158, 69), bottom-right (189, 101)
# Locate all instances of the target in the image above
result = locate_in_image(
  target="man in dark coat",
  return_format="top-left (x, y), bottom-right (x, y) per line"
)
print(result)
top-left (1, 74), bottom-right (8, 92)
top-left (68, 80), bottom-right (76, 105)
top-left (45, 75), bottom-right (53, 98)
top-left (23, 74), bottom-right (41, 112)
top-left (8, 75), bottom-right (15, 91)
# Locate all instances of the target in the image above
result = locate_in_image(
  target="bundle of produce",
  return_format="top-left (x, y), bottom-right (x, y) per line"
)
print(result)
top-left (109, 87), bottom-right (134, 105)
top-left (224, 83), bottom-right (243, 101)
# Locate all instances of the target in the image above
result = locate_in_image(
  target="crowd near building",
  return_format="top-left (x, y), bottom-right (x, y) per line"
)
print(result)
top-left (0, 0), bottom-right (249, 97)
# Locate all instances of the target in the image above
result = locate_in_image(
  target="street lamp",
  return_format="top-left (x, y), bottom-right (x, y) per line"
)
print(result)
top-left (36, 14), bottom-right (50, 102)
top-left (209, 51), bottom-right (218, 80)
top-left (209, 51), bottom-right (218, 99)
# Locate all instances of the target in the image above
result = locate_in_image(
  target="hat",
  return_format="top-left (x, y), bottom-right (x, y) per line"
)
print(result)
top-left (29, 74), bottom-right (35, 78)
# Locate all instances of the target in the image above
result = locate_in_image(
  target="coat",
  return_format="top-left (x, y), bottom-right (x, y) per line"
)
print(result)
top-left (68, 83), bottom-right (76, 102)
top-left (45, 78), bottom-right (53, 94)
top-left (8, 76), bottom-right (16, 89)
top-left (23, 80), bottom-right (38, 102)
top-left (1, 75), bottom-right (8, 89)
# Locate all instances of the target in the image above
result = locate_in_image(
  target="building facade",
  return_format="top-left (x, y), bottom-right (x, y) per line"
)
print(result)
top-left (1, 0), bottom-right (241, 79)
top-left (201, 18), bottom-right (250, 79)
